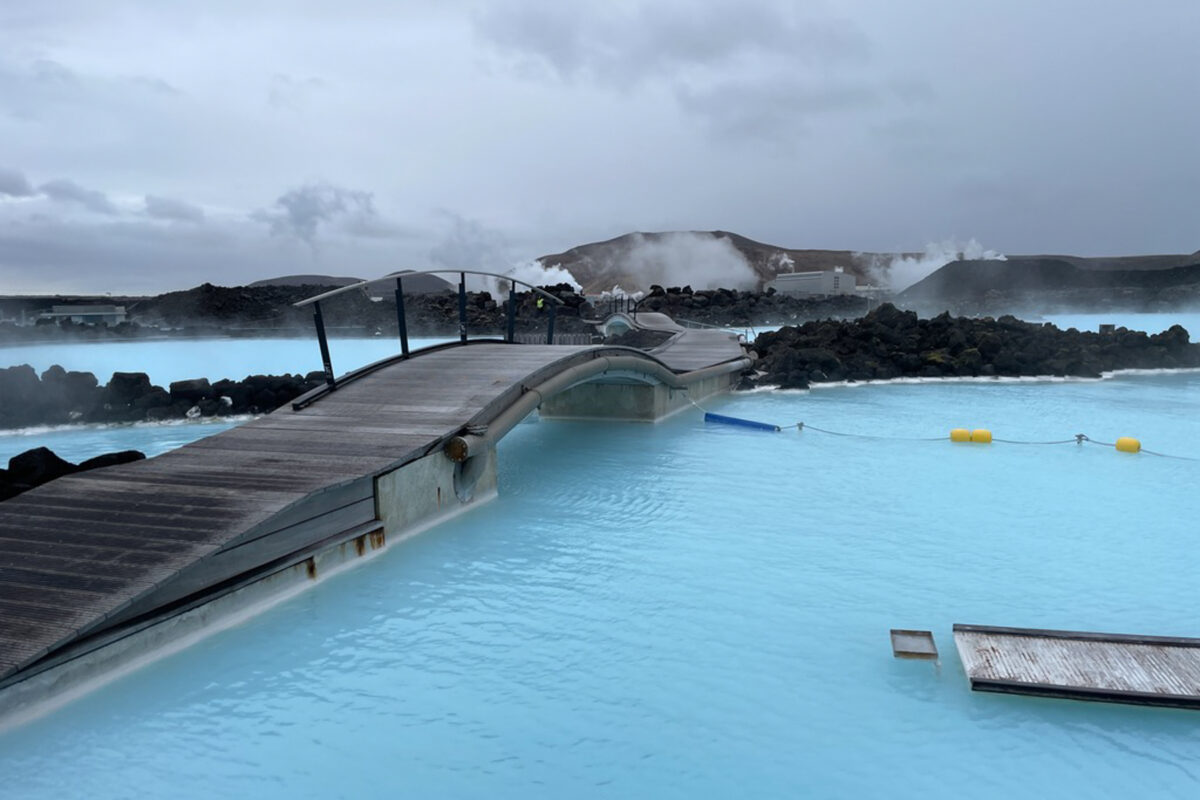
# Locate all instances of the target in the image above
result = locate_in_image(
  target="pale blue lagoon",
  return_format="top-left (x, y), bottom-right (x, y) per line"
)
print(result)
top-left (0, 336), bottom-right (451, 388)
top-left (1036, 311), bottom-right (1200, 335)
top-left (2, 324), bottom-right (1200, 798)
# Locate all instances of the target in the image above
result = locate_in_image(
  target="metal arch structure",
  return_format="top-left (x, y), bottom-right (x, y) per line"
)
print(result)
top-left (292, 269), bottom-right (567, 308)
top-left (292, 269), bottom-right (570, 390)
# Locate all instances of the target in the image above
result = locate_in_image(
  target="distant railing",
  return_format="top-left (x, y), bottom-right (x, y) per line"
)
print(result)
top-left (597, 295), bottom-right (640, 316)
top-left (513, 332), bottom-right (596, 346)
top-left (675, 317), bottom-right (759, 341)
top-left (293, 269), bottom-right (566, 389)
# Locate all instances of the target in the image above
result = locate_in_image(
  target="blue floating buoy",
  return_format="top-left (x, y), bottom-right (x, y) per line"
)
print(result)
top-left (704, 412), bottom-right (781, 432)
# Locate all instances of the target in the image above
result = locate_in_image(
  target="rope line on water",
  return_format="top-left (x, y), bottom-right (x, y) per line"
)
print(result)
top-left (684, 390), bottom-right (1198, 461)
top-left (1077, 435), bottom-right (1199, 461)
top-left (788, 422), bottom-right (944, 442)
top-left (989, 437), bottom-right (1079, 446)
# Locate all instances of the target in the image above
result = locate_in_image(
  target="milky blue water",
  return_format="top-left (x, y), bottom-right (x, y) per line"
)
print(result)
top-left (1033, 311), bottom-right (1200, 335)
top-left (0, 336), bottom-right (452, 388)
top-left (2, 324), bottom-right (1200, 798)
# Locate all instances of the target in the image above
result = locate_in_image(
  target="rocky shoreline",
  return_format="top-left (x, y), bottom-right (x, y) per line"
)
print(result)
top-left (0, 446), bottom-right (145, 501)
top-left (628, 284), bottom-right (869, 327)
top-left (745, 304), bottom-right (1199, 389)
top-left (0, 366), bottom-right (326, 430)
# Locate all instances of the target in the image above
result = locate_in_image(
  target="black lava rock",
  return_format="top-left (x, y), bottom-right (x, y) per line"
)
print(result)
top-left (745, 303), bottom-right (1200, 389)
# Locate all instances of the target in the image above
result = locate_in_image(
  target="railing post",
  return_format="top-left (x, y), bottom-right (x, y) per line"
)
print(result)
top-left (313, 301), bottom-right (335, 387)
top-left (546, 300), bottom-right (556, 345)
top-left (394, 276), bottom-right (409, 357)
top-left (458, 272), bottom-right (468, 343)
top-left (506, 282), bottom-right (516, 343)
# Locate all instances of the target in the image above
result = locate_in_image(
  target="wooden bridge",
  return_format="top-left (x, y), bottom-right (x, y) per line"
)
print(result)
top-left (0, 286), bottom-right (751, 724)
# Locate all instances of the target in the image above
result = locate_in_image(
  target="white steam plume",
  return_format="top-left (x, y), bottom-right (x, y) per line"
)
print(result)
top-left (876, 238), bottom-right (1007, 291)
top-left (429, 212), bottom-right (581, 295)
top-left (622, 232), bottom-right (758, 291)
top-left (493, 259), bottom-right (581, 293)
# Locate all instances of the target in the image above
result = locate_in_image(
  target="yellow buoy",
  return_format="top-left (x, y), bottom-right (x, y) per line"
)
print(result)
top-left (1115, 436), bottom-right (1141, 454)
top-left (971, 429), bottom-right (993, 444)
top-left (950, 428), bottom-right (970, 443)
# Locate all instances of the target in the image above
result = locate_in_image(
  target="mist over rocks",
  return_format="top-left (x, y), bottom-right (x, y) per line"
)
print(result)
top-left (627, 284), bottom-right (869, 326)
top-left (746, 304), bottom-right (1199, 390)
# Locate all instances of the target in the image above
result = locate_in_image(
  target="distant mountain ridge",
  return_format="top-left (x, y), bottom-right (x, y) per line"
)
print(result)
top-left (901, 255), bottom-right (1200, 303)
top-left (536, 230), bottom-right (891, 293)
top-left (539, 231), bottom-right (1200, 302)
top-left (248, 274), bottom-right (363, 288)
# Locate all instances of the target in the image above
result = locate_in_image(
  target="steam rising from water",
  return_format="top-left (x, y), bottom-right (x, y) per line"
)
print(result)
top-left (429, 213), bottom-right (581, 294)
top-left (621, 232), bottom-right (758, 291)
top-left (492, 259), bottom-right (581, 293)
top-left (873, 238), bottom-right (1007, 291)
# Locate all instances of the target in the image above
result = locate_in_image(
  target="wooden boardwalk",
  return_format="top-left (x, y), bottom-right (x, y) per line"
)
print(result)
top-left (954, 624), bottom-right (1200, 708)
top-left (0, 336), bottom-right (748, 690)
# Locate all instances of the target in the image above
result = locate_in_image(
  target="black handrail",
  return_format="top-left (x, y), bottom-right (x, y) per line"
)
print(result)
top-left (293, 269), bottom-right (566, 308)
top-left (294, 269), bottom-right (568, 389)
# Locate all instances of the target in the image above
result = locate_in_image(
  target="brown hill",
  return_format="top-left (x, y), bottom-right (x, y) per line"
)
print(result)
top-left (248, 274), bottom-right (363, 288)
top-left (536, 230), bottom-right (893, 293)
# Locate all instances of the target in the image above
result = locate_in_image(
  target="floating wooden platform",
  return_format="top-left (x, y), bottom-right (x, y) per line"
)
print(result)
top-left (891, 629), bottom-right (938, 660)
top-left (0, 334), bottom-right (750, 703)
top-left (954, 624), bottom-right (1200, 709)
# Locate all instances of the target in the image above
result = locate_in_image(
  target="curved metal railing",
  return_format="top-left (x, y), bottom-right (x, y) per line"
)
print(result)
top-left (292, 269), bottom-right (565, 308)
top-left (292, 269), bottom-right (567, 390)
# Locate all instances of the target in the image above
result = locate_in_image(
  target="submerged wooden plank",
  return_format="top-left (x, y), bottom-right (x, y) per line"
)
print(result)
top-left (954, 624), bottom-right (1200, 708)
top-left (891, 629), bottom-right (938, 660)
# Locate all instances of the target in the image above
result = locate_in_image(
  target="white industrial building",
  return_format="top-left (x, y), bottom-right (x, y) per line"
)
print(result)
top-left (766, 268), bottom-right (857, 296)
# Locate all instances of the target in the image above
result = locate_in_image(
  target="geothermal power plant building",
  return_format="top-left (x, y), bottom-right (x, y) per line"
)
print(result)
top-left (766, 269), bottom-right (857, 296)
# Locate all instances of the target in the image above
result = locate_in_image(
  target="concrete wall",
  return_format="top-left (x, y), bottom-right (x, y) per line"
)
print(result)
top-left (538, 370), bottom-right (735, 422)
top-left (375, 446), bottom-right (498, 541)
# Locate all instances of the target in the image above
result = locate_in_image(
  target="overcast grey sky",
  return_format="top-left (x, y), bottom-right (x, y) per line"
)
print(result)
top-left (1, 0), bottom-right (1197, 293)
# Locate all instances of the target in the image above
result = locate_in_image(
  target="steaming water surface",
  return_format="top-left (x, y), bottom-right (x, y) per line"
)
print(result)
top-left (2, 324), bottom-right (1200, 797)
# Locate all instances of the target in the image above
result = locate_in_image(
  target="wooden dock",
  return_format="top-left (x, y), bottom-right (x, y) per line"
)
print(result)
top-left (954, 624), bottom-right (1200, 708)
top-left (0, 334), bottom-right (749, 703)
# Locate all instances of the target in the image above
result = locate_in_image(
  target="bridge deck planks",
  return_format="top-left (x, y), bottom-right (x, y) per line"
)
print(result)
top-left (0, 338), bottom-right (747, 684)
top-left (955, 624), bottom-right (1200, 708)
top-left (649, 329), bottom-right (747, 372)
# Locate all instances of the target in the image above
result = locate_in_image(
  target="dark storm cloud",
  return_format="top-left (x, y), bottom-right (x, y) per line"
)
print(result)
top-left (39, 178), bottom-right (118, 214)
top-left (144, 194), bottom-right (205, 223)
top-left (472, 0), bottom-right (910, 141)
top-left (474, 0), bottom-right (871, 86)
top-left (0, 167), bottom-right (35, 197)
top-left (252, 183), bottom-right (379, 243)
